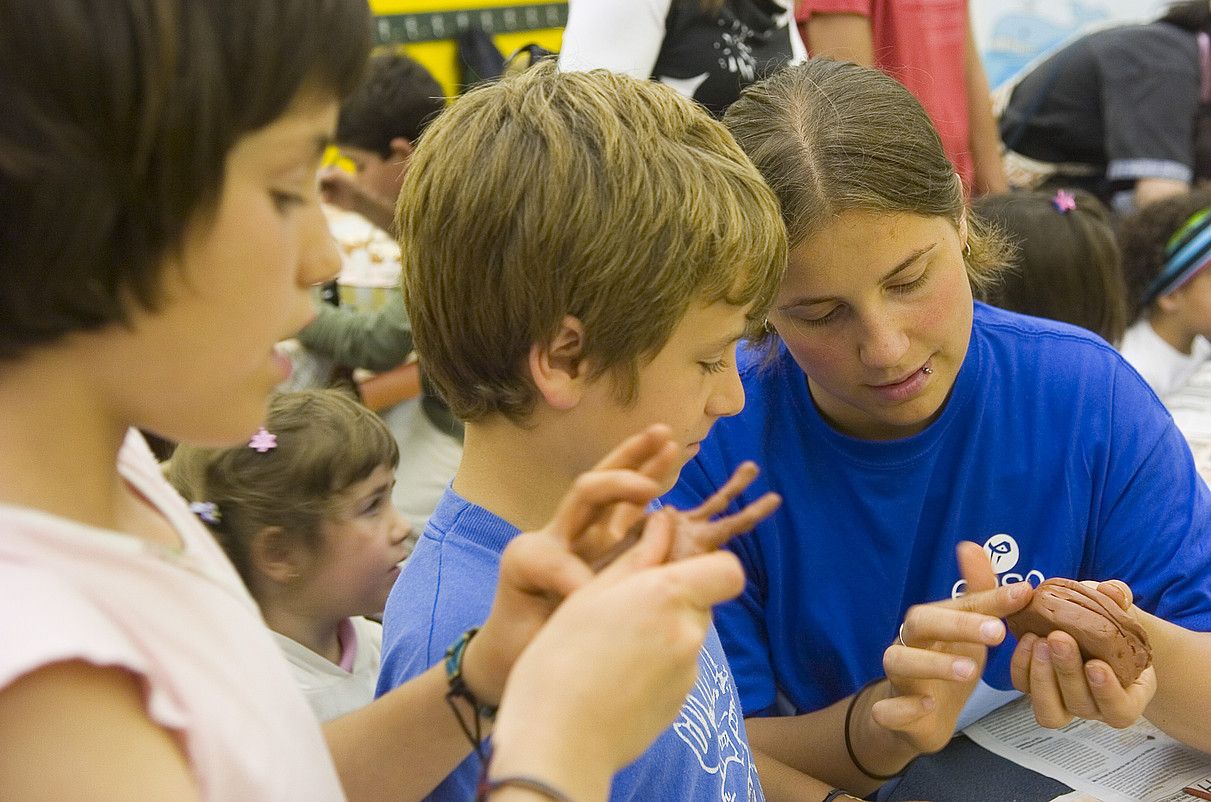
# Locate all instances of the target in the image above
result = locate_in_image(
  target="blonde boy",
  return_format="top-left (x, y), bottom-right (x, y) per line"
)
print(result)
top-left (378, 61), bottom-right (786, 801)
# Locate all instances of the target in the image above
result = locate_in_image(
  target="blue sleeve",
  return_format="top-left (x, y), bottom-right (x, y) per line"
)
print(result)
top-left (669, 448), bottom-right (781, 717)
top-left (1089, 361), bottom-right (1211, 631)
top-left (376, 540), bottom-right (493, 802)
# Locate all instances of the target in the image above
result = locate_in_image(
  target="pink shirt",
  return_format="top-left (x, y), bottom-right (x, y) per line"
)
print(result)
top-left (797, 0), bottom-right (974, 188)
top-left (0, 431), bottom-right (346, 801)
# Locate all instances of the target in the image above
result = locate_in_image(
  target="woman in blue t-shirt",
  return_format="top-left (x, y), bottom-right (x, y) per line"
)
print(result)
top-left (667, 58), bottom-right (1211, 797)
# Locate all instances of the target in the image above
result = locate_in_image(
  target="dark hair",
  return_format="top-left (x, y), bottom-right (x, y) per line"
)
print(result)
top-left (1118, 189), bottom-right (1211, 320)
top-left (1159, 0), bottom-right (1211, 33)
top-left (0, 0), bottom-right (372, 361)
top-left (168, 389), bottom-right (399, 592)
top-left (336, 51), bottom-right (446, 157)
top-left (973, 190), bottom-right (1127, 344)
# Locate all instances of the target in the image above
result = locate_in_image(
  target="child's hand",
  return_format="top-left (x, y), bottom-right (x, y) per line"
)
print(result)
top-left (489, 513), bottom-right (746, 798)
top-left (588, 461), bottom-right (781, 570)
top-left (665, 461), bottom-right (781, 561)
top-left (1010, 579), bottom-right (1158, 730)
top-left (871, 542), bottom-right (1033, 755)
top-left (462, 425), bottom-right (680, 707)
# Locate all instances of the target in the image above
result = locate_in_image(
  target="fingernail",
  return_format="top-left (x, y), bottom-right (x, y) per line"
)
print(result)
top-left (1087, 665), bottom-right (1106, 686)
top-left (954, 658), bottom-right (976, 679)
top-left (1051, 640), bottom-right (1070, 660)
top-left (1008, 582), bottom-right (1029, 599)
top-left (1035, 643), bottom-right (1051, 663)
top-left (980, 619), bottom-right (1004, 641)
top-left (921, 696), bottom-right (936, 712)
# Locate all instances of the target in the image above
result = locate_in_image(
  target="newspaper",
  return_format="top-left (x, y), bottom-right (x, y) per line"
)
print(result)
top-left (963, 697), bottom-right (1211, 802)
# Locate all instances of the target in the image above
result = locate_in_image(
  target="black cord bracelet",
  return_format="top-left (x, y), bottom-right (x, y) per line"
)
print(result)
top-left (479, 775), bottom-right (576, 802)
top-left (843, 677), bottom-right (906, 782)
top-left (444, 627), bottom-right (498, 761)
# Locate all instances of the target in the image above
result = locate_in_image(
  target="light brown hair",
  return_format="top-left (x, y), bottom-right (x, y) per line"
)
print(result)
top-left (397, 60), bottom-right (787, 422)
top-left (723, 59), bottom-right (1011, 295)
top-left (168, 389), bottom-right (398, 590)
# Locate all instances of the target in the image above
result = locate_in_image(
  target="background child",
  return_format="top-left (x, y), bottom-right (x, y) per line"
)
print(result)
top-left (1119, 189), bottom-right (1211, 398)
top-left (169, 389), bottom-right (409, 721)
top-left (973, 188), bottom-right (1127, 345)
top-left (302, 51), bottom-right (462, 540)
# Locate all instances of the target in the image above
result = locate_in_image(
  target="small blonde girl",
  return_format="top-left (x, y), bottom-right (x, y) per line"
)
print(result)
top-left (170, 389), bottom-right (410, 721)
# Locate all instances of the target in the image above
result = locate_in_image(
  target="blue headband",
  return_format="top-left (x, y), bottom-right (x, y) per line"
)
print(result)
top-left (1140, 207), bottom-right (1211, 306)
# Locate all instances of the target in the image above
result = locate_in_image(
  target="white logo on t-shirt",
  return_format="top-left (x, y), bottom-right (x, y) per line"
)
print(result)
top-left (672, 647), bottom-right (759, 801)
top-left (952, 533), bottom-right (1046, 597)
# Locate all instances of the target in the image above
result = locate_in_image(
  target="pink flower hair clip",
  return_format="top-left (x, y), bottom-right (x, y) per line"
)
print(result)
top-left (1052, 189), bottom-right (1077, 214)
top-left (248, 427), bottom-right (278, 453)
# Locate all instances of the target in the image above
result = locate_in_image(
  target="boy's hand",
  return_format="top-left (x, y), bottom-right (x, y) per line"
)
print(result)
top-left (463, 425), bottom-right (679, 706)
top-left (490, 515), bottom-right (746, 795)
top-left (871, 542), bottom-right (1033, 754)
top-left (1010, 579), bottom-right (1157, 730)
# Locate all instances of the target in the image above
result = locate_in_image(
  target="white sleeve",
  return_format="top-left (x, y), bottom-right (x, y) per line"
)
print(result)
top-left (558, 0), bottom-right (673, 79)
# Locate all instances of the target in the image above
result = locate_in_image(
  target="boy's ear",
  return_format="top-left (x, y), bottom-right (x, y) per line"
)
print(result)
top-left (1156, 290), bottom-right (1184, 314)
top-left (389, 137), bottom-right (414, 166)
top-left (529, 315), bottom-right (589, 410)
top-left (249, 526), bottom-right (311, 585)
top-left (957, 209), bottom-right (970, 253)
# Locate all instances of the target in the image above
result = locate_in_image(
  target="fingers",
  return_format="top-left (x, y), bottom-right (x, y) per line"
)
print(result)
top-left (939, 577), bottom-right (1032, 620)
top-left (902, 584), bottom-right (1028, 647)
top-left (870, 693), bottom-right (937, 731)
top-left (548, 470), bottom-right (665, 547)
top-left (647, 550), bottom-right (746, 611)
top-left (591, 424), bottom-right (675, 472)
top-left (504, 533), bottom-right (596, 599)
top-left (687, 461), bottom-right (760, 520)
top-left (689, 492), bottom-right (782, 552)
top-left (592, 511), bottom-right (673, 575)
top-left (956, 540), bottom-right (997, 594)
top-left (883, 644), bottom-right (979, 684)
top-left (1096, 579), bottom-right (1133, 611)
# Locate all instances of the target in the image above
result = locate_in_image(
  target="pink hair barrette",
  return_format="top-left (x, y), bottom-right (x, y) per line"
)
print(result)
top-left (1052, 189), bottom-right (1077, 214)
top-left (249, 427), bottom-right (278, 453)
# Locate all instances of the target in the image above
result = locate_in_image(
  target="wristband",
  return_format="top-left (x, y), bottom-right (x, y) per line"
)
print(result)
top-left (444, 628), bottom-right (497, 759)
top-left (844, 677), bottom-right (906, 782)
top-left (479, 775), bottom-right (575, 802)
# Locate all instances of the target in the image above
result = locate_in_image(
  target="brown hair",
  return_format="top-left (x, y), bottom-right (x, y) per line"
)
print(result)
top-left (1118, 189), bottom-right (1211, 321)
top-left (0, 0), bottom-right (371, 361)
top-left (973, 189), bottom-right (1127, 344)
top-left (723, 59), bottom-right (1011, 295)
top-left (398, 60), bottom-right (787, 422)
top-left (168, 389), bottom-right (398, 591)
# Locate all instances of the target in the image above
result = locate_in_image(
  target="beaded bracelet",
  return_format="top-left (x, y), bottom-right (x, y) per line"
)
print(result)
top-left (478, 775), bottom-right (575, 802)
top-left (843, 677), bottom-right (905, 782)
top-left (444, 627), bottom-right (498, 759)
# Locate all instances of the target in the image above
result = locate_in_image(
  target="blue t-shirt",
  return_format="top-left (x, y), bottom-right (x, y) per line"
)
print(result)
top-left (378, 488), bottom-right (765, 802)
top-left (665, 303), bottom-right (1211, 718)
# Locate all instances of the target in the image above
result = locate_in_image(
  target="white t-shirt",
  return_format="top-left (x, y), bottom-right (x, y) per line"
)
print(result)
top-left (0, 431), bottom-right (346, 801)
top-left (1119, 318), bottom-right (1211, 399)
top-left (273, 616), bottom-right (382, 721)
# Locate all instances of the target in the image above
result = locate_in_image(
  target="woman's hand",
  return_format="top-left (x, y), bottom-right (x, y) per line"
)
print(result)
top-left (1010, 579), bottom-right (1158, 730)
top-left (872, 542), bottom-right (1033, 754)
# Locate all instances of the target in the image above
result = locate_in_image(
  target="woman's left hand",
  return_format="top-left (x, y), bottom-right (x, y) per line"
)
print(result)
top-left (1009, 580), bottom-right (1158, 729)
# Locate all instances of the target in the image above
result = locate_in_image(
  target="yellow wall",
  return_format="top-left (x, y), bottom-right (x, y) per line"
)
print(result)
top-left (369, 0), bottom-right (565, 100)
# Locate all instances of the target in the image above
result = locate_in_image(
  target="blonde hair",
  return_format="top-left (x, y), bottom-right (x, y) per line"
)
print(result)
top-left (168, 389), bottom-right (398, 590)
top-left (397, 60), bottom-right (787, 423)
top-left (723, 59), bottom-right (1011, 295)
